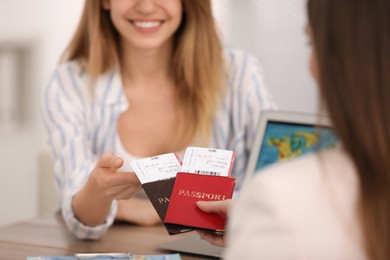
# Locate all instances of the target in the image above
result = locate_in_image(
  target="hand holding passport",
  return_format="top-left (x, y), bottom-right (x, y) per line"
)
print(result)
top-left (131, 147), bottom-right (235, 235)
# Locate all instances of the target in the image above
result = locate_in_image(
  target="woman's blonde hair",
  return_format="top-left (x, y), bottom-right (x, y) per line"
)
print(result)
top-left (61, 0), bottom-right (224, 149)
top-left (308, 0), bottom-right (390, 259)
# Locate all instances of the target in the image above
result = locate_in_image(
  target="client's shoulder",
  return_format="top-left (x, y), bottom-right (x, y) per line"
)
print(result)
top-left (248, 148), bottom-right (356, 200)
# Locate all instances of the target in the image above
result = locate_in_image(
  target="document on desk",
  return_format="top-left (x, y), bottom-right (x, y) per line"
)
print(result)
top-left (27, 253), bottom-right (181, 260)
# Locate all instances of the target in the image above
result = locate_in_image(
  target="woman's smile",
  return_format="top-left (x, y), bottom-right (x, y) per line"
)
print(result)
top-left (130, 20), bottom-right (164, 33)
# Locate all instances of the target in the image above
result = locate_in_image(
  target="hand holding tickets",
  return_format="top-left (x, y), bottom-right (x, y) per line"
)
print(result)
top-left (130, 147), bottom-right (236, 235)
top-left (72, 154), bottom-right (142, 227)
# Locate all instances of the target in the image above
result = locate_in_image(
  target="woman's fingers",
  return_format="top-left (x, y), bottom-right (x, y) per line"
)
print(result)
top-left (196, 200), bottom-right (232, 218)
top-left (92, 154), bottom-right (142, 200)
top-left (96, 154), bottom-right (124, 169)
top-left (105, 175), bottom-right (142, 199)
top-left (196, 230), bottom-right (226, 247)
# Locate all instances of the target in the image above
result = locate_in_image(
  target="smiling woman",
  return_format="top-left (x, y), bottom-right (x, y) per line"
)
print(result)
top-left (41, 0), bottom-right (276, 240)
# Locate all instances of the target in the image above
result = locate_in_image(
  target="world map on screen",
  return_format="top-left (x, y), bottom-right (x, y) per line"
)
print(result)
top-left (256, 121), bottom-right (338, 171)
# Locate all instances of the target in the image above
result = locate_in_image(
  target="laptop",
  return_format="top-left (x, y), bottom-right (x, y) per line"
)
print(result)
top-left (157, 110), bottom-right (338, 258)
top-left (241, 110), bottom-right (337, 188)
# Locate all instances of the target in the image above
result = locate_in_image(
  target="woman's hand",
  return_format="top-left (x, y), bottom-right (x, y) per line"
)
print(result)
top-left (196, 230), bottom-right (226, 248)
top-left (72, 154), bottom-right (142, 226)
top-left (91, 154), bottom-right (142, 200)
top-left (195, 200), bottom-right (233, 247)
top-left (196, 199), bottom-right (232, 218)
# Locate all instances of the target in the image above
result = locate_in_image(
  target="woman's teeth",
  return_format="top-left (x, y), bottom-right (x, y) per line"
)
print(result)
top-left (134, 21), bottom-right (161, 29)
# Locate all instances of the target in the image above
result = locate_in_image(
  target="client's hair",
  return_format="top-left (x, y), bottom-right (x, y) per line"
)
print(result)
top-left (308, 0), bottom-right (390, 259)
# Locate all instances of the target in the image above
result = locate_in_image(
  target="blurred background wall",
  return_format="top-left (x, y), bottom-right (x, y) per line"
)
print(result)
top-left (0, 0), bottom-right (83, 226)
top-left (212, 0), bottom-right (317, 112)
top-left (0, 0), bottom-right (315, 227)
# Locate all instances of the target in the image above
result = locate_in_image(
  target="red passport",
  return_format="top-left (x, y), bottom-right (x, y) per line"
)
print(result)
top-left (164, 172), bottom-right (235, 233)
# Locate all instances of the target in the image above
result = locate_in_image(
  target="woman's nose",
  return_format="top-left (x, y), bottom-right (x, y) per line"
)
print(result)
top-left (134, 0), bottom-right (157, 14)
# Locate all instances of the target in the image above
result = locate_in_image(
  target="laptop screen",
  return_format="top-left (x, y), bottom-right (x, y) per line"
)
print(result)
top-left (242, 111), bottom-right (340, 190)
top-left (255, 120), bottom-right (338, 171)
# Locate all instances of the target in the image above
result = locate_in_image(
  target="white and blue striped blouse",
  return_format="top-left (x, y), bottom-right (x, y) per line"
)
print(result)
top-left (41, 48), bottom-right (276, 240)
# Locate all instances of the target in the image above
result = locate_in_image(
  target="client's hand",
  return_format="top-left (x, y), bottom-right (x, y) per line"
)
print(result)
top-left (195, 200), bottom-right (233, 247)
top-left (196, 230), bottom-right (226, 248)
top-left (116, 198), bottom-right (161, 226)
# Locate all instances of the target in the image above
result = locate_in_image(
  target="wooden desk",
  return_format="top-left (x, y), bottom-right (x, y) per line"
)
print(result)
top-left (0, 214), bottom-right (217, 260)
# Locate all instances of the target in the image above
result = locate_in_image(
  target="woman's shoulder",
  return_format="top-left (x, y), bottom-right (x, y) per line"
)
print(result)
top-left (232, 148), bottom-right (364, 260)
top-left (221, 47), bottom-right (267, 95)
top-left (223, 47), bottom-right (262, 70)
top-left (53, 60), bottom-right (85, 77)
top-left (243, 149), bottom-right (362, 258)
top-left (223, 48), bottom-right (264, 82)
top-left (242, 148), bottom-right (357, 206)
top-left (47, 61), bottom-right (118, 91)
top-left (42, 61), bottom-right (88, 95)
top-left (243, 148), bottom-right (359, 223)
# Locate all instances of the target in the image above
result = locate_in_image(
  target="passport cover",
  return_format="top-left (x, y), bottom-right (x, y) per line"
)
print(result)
top-left (164, 172), bottom-right (235, 233)
top-left (142, 178), bottom-right (192, 235)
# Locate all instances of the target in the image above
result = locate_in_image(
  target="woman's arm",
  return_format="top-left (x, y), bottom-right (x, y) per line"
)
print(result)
top-left (41, 64), bottom-right (141, 239)
top-left (73, 155), bottom-right (141, 226)
top-left (116, 198), bottom-right (161, 226)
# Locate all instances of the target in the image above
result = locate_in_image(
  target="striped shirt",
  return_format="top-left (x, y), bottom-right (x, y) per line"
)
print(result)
top-left (41, 48), bottom-right (276, 240)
